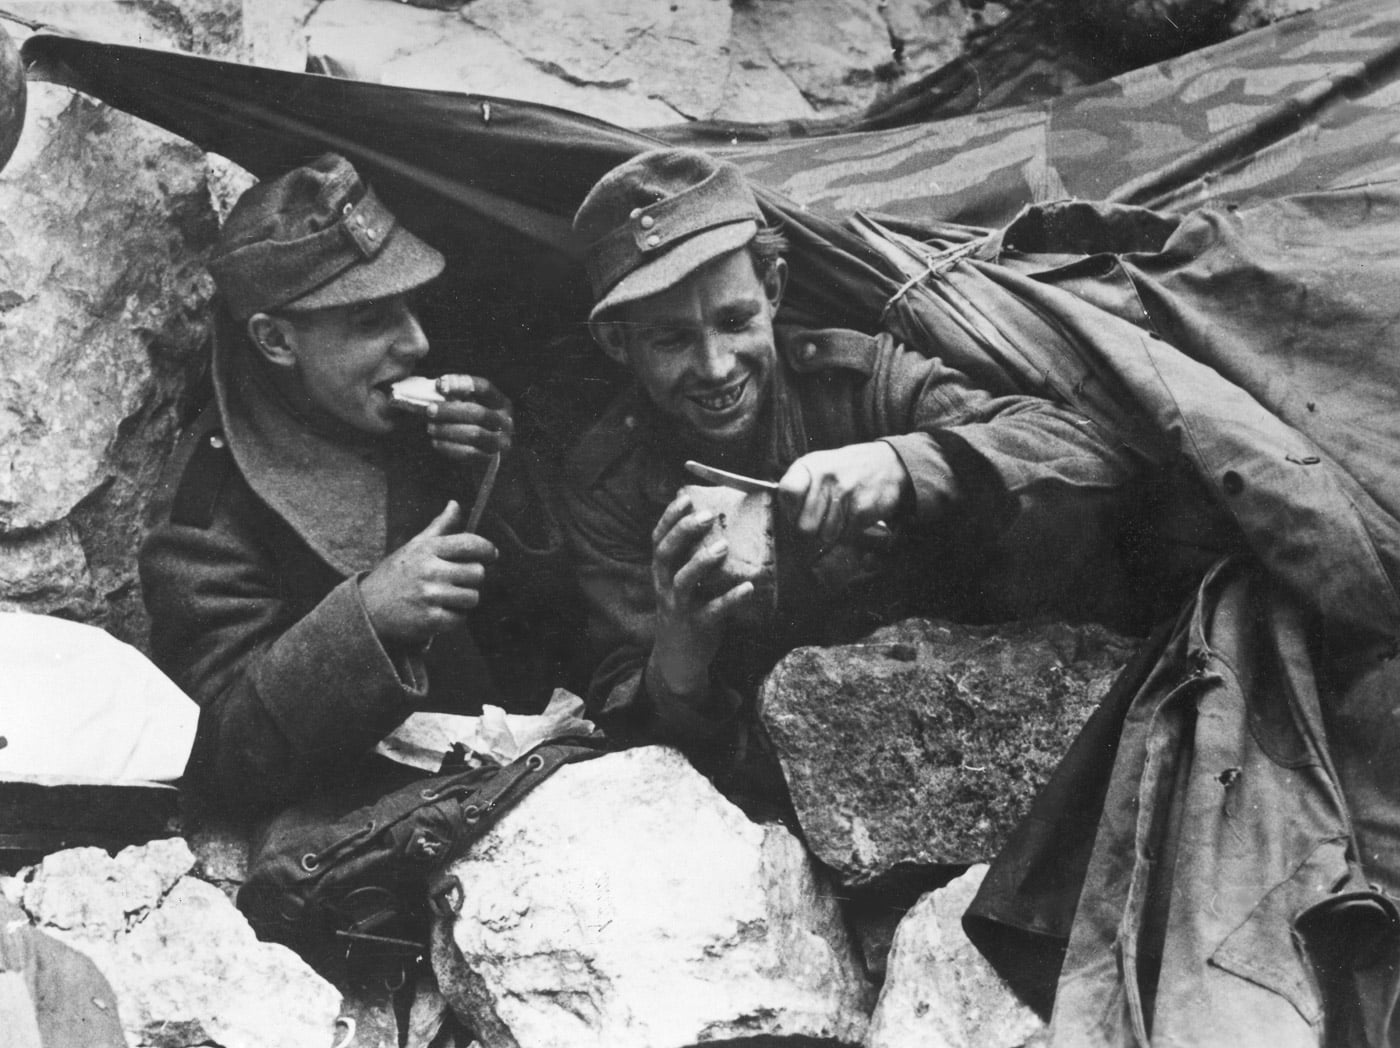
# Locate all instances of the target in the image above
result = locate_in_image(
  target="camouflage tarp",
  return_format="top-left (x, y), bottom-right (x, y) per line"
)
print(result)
top-left (19, 0), bottom-right (1400, 240)
top-left (734, 0), bottom-right (1400, 226)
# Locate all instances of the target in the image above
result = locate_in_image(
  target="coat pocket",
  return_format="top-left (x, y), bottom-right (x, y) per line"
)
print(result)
top-left (1210, 836), bottom-right (1355, 1030)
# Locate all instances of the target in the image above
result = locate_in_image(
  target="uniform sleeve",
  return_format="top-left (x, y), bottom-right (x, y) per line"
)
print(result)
top-left (560, 469), bottom-right (743, 751)
top-left (138, 469), bottom-right (423, 815)
top-left (862, 331), bottom-right (1138, 527)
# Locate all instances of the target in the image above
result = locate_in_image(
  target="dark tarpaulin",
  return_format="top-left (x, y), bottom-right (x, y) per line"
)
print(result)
top-left (20, 32), bottom-right (652, 259)
top-left (17, 0), bottom-right (1400, 354)
top-left (17, 0), bottom-right (1400, 395)
top-left (17, 0), bottom-right (1400, 244)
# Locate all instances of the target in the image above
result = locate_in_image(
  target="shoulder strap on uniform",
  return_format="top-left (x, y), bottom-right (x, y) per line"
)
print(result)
top-left (170, 421), bottom-right (234, 529)
top-left (777, 325), bottom-right (880, 377)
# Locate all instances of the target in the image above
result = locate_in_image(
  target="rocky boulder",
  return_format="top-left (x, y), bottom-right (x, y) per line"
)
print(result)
top-left (7, 837), bottom-right (342, 1048)
top-left (865, 864), bottom-right (1046, 1048)
top-left (760, 618), bottom-right (1136, 887)
top-left (300, 0), bottom-right (985, 127)
top-left (0, 5), bottom-right (237, 647)
top-left (433, 745), bottom-right (875, 1048)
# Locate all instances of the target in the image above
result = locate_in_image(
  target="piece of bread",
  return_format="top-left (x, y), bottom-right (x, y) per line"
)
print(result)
top-left (681, 484), bottom-right (777, 623)
top-left (389, 375), bottom-right (445, 415)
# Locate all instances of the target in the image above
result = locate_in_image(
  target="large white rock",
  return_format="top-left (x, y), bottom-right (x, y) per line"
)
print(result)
top-left (434, 745), bottom-right (875, 1048)
top-left (18, 838), bottom-right (343, 1048)
top-left (739, 0), bottom-right (895, 114)
top-left (303, 0), bottom-right (715, 127)
top-left (865, 865), bottom-right (1046, 1048)
top-left (297, 0), bottom-right (977, 128)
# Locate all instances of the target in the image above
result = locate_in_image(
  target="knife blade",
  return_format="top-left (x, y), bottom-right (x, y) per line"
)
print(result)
top-left (684, 459), bottom-right (893, 541)
top-left (683, 460), bottom-right (777, 494)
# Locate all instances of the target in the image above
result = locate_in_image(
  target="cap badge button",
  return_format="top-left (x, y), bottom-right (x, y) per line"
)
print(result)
top-left (645, 234), bottom-right (661, 248)
top-left (639, 215), bottom-right (655, 229)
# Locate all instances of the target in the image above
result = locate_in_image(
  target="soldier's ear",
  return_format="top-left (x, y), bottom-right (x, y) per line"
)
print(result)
top-left (761, 257), bottom-right (787, 312)
top-left (590, 319), bottom-right (628, 365)
top-left (246, 313), bottom-right (298, 369)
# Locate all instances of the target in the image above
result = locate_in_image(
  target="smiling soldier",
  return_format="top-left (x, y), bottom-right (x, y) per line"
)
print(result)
top-left (563, 148), bottom-right (1143, 794)
top-left (140, 153), bottom-right (574, 815)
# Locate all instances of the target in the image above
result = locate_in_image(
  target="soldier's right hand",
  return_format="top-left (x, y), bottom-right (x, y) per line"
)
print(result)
top-left (646, 492), bottom-right (753, 699)
top-left (360, 500), bottom-right (498, 650)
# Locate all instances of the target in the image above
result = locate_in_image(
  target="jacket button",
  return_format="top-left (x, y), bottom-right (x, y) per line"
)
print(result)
top-left (645, 234), bottom-right (661, 247)
top-left (801, 342), bottom-right (818, 361)
top-left (623, 415), bottom-right (637, 430)
top-left (209, 434), bottom-right (226, 450)
top-left (1222, 470), bottom-right (1244, 496)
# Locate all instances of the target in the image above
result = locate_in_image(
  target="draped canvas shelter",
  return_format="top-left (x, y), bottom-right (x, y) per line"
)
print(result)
top-left (18, 1), bottom-right (1400, 1043)
top-left (17, 0), bottom-right (1400, 239)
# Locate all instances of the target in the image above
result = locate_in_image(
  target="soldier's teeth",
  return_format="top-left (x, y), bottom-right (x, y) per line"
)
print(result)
top-left (696, 386), bottom-right (742, 411)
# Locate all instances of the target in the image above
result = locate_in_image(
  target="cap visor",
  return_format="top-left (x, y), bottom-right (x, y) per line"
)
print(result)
top-left (589, 220), bottom-right (757, 322)
top-left (287, 225), bottom-right (445, 312)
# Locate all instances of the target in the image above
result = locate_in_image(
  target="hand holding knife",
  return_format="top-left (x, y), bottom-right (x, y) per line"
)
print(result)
top-left (684, 460), bottom-right (893, 541)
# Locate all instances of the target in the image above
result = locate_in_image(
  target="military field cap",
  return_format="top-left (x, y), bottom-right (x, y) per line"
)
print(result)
top-left (208, 152), bottom-right (445, 321)
top-left (574, 148), bottom-right (762, 321)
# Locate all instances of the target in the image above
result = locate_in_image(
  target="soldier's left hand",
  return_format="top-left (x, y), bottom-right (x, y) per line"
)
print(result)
top-left (427, 375), bottom-right (514, 463)
top-left (778, 441), bottom-right (911, 546)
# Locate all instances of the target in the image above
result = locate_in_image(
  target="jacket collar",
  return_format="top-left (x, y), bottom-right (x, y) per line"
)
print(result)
top-left (211, 311), bottom-right (396, 577)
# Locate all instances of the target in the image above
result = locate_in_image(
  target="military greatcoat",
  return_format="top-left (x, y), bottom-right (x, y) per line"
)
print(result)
top-left (140, 322), bottom-right (578, 815)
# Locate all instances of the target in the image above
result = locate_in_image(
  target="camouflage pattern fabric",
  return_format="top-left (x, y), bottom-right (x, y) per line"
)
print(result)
top-left (732, 0), bottom-right (1400, 226)
top-left (17, 0), bottom-right (1400, 239)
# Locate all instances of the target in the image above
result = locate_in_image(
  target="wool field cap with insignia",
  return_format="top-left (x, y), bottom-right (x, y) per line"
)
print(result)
top-left (573, 147), bottom-right (764, 323)
top-left (207, 152), bottom-right (445, 322)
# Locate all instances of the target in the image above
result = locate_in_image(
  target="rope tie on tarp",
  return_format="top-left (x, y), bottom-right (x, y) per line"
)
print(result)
top-left (845, 212), bottom-right (997, 320)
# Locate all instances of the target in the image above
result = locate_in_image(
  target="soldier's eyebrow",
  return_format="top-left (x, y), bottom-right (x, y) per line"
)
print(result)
top-left (719, 300), bottom-right (763, 322)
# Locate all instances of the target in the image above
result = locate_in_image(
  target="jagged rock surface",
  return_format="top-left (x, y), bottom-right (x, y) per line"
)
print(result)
top-left (760, 618), bottom-right (1136, 886)
top-left (11, 837), bottom-right (342, 1048)
top-left (301, 0), bottom-right (986, 127)
top-left (865, 865), bottom-right (1046, 1048)
top-left (433, 746), bottom-right (875, 1048)
top-left (0, 5), bottom-right (232, 645)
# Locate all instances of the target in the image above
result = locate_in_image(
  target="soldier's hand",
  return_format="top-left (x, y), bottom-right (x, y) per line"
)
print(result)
top-left (427, 375), bottom-right (514, 464)
top-left (647, 492), bottom-right (753, 698)
top-left (360, 500), bottom-right (498, 649)
top-left (778, 441), bottom-right (911, 546)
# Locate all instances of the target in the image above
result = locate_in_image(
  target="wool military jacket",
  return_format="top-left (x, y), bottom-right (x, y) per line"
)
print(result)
top-left (561, 322), bottom-right (1144, 762)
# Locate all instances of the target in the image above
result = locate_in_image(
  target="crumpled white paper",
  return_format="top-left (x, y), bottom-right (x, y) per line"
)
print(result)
top-left (374, 688), bottom-right (595, 771)
top-left (0, 612), bottom-right (197, 783)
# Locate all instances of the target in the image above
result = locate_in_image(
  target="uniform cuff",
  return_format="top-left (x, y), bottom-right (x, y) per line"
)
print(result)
top-left (253, 577), bottom-right (423, 752)
top-left (879, 433), bottom-right (961, 525)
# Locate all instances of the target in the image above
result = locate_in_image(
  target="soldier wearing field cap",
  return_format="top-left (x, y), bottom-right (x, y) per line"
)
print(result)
top-left (140, 153), bottom-right (574, 815)
top-left (563, 147), bottom-right (1143, 787)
